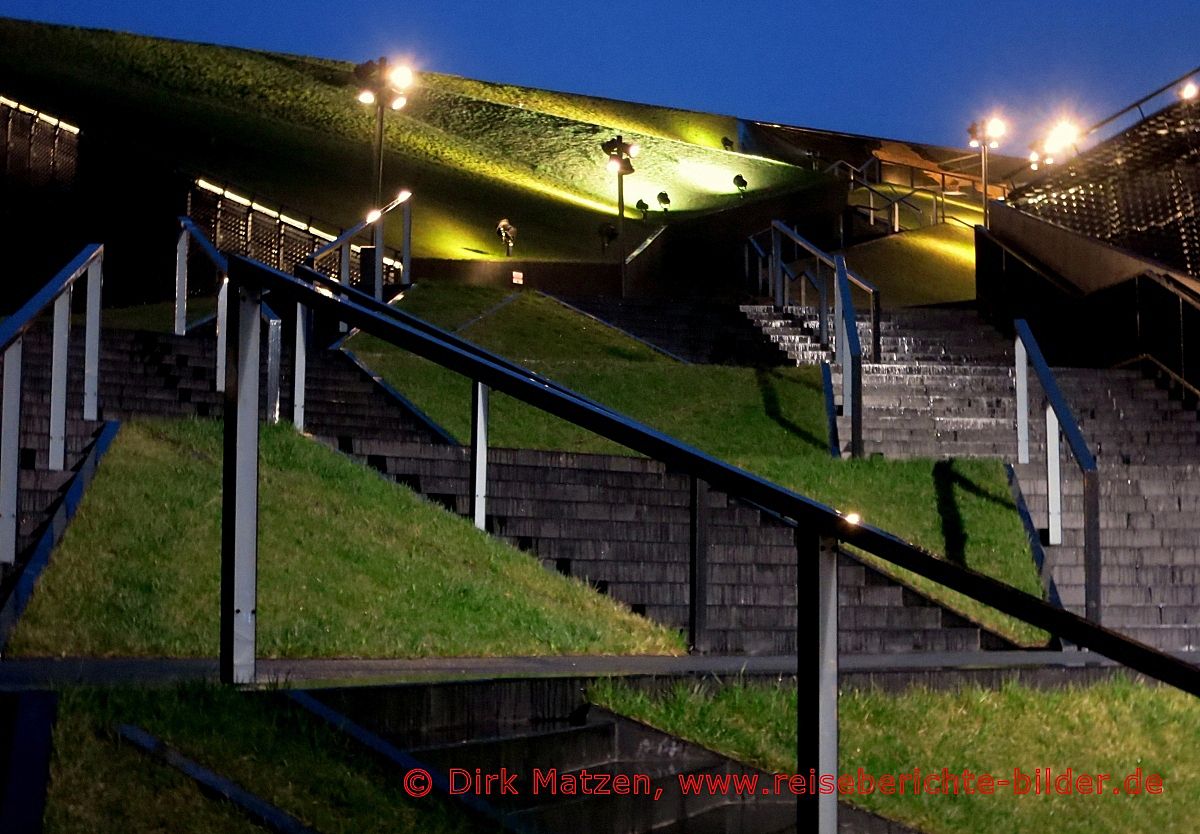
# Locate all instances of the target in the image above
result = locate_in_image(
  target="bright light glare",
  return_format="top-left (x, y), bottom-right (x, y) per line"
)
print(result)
top-left (1183, 81), bottom-right (1198, 100)
top-left (1043, 120), bottom-right (1080, 155)
top-left (1028, 150), bottom-right (1040, 162)
top-left (985, 117), bottom-right (1007, 141)
top-left (357, 89), bottom-right (376, 105)
top-left (389, 65), bottom-right (414, 90)
top-left (366, 209), bottom-right (382, 223)
top-left (390, 95), bottom-right (407, 111)
top-left (627, 142), bottom-right (641, 158)
top-left (396, 189), bottom-right (412, 203)
top-left (606, 157), bottom-right (620, 173)
top-left (968, 138), bottom-right (980, 148)
top-left (844, 512), bottom-right (861, 525)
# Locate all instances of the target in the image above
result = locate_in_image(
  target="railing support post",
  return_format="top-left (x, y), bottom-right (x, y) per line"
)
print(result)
top-left (1015, 336), bottom-right (1029, 464)
top-left (891, 201), bottom-right (900, 233)
top-left (798, 532), bottom-right (839, 834)
top-left (175, 230), bottom-right (189, 336)
top-left (470, 381), bottom-right (489, 530)
top-left (1084, 470), bottom-right (1102, 624)
top-left (0, 340), bottom-right (21, 565)
top-left (293, 303), bottom-right (307, 431)
top-left (870, 292), bottom-right (881, 363)
top-left (265, 314), bottom-right (282, 425)
top-left (373, 218), bottom-right (385, 301)
top-left (1046, 404), bottom-right (1062, 546)
top-left (688, 476), bottom-right (709, 653)
top-left (220, 281), bottom-right (261, 686)
top-left (83, 255), bottom-right (102, 422)
top-left (215, 277), bottom-right (228, 394)
top-left (48, 288), bottom-right (71, 471)
top-left (771, 225), bottom-right (783, 308)
top-left (402, 198), bottom-right (413, 287)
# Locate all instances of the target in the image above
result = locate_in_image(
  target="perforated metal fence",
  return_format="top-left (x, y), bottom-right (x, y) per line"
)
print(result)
top-left (1009, 100), bottom-right (1200, 278)
top-left (0, 96), bottom-right (79, 188)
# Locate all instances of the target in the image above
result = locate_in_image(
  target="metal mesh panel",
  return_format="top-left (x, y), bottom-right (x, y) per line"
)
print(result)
top-left (5, 110), bottom-right (32, 178)
top-left (247, 213), bottom-right (281, 267)
top-left (189, 188), bottom-right (221, 241)
top-left (28, 119), bottom-right (55, 186)
top-left (215, 201), bottom-right (250, 256)
top-left (51, 128), bottom-right (77, 184)
top-left (1010, 100), bottom-right (1200, 276)
top-left (279, 225), bottom-right (315, 272)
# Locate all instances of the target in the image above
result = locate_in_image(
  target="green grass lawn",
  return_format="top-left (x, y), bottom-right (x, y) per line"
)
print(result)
top-left (350, 283), bottom-right (1044, 644)
top-left (46, 685), bottom-right (472, 834)
top-left (8, 418), bottom-right (682, 658)
top-left (0, 18), bottom-right (818, 261)
top-left (592, 678), bottom-right (1200, 834)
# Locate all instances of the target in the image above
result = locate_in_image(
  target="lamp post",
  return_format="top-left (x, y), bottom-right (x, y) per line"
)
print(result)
top-left (600, 135), bottom-right (639, 239)
top-left (355, 57), bottom-right (413, 297)
top-left (968, 116), bottom-right (1006, 229)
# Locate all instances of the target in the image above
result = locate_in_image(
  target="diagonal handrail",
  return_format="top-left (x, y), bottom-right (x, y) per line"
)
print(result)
top-left (1014, 319), bottom-right (1101, 624)
top-left (1, 244), bottom-right (104, 565)
top-left (223, 253), bottom-right (1200, 699)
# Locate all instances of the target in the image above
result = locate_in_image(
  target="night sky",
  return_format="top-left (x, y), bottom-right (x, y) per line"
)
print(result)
top-left (0, 0), bottom-right (1197, 151)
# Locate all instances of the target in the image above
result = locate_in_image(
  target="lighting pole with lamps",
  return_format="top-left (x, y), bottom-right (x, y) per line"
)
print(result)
top-left (968, 116), bottom-right (1006, 229)
top-left (355, 57), bottom-right (413, 297)
top-left (600, 135), bottom-right (640, 239)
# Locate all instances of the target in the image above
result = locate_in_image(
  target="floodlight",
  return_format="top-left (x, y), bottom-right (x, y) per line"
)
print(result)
top-left (985, 117), bottom-right (1007, 141)
top-left (626, 142), bottom-right (640, 158)
top-left (721, 136), bottom-right (734, 151)
top-left (635, 198), bottom-right (649, 217)
top-left (496, 218), bottom-right (517, 255)
top-left (733, 174), bottom-right (748, 194)
top-left (1043, 120), bottom-right (1079, 156)
top-left (1182, 81), bottom-right (1198, 100)
top-left (844, 512), bottom-right (861, 525)
top-left (657, 191), bottom-right (671, 210)
top-left (389, 65), bottom-right (414, 90)
top-left (358, 89), bottom-right (376, 105)
top-left (390, 95), bottom-right (407, 111)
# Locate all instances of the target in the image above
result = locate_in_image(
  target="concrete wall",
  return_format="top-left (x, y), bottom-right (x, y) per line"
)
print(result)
top-left (411, 256), bottom-right (621, 296)
top-left (990, 201), bottom-right (1200, 294)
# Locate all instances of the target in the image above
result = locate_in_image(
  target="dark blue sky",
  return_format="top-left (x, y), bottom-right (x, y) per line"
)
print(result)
top-left (1, 0), bottom-right (1196, 150)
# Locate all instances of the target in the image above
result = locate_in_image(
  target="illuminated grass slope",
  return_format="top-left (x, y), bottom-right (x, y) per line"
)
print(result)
top-left (0, 17), bottom-right (819, 261)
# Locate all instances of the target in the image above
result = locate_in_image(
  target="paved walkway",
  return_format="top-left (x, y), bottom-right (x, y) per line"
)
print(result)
top-left (0, 649), bottom-right (1174, 690)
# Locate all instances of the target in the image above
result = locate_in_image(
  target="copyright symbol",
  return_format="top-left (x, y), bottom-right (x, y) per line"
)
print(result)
top-left (404, 768), bottom-right (432, 797)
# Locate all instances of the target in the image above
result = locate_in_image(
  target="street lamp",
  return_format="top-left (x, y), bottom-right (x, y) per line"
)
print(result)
top-left (968, 116), bottom-right (1006, 229)
top-left (600, 135), bottom-right (639, 238)
top-left (1182, 80), bottom-right (1198, 101)
top-left (354, 57), bottom-right (414, 297)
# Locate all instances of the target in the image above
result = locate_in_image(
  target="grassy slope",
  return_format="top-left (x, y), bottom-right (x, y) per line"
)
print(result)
top-left (9, 419), bottom-right (681, 658)
top-left (0, 19), bottom-right (817, 261)
top-left (47, 685), bottom-right (471, 834)
top-left (592, 679), bottom-right (1200, 834)
top-left (841, 223), bottom-right (977, 307)
top-left (350, 284), bottom-right (1043, 644)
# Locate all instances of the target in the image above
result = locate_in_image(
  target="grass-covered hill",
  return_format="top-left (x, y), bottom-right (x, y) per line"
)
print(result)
top-left (0, 17), bottom-right (822, 262)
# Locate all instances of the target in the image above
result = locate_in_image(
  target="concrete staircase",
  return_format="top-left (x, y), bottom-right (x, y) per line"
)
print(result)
top-left (4, 319), bottom-right (1022, 659)
top-left (741, 303), bottom-right (1200, 651)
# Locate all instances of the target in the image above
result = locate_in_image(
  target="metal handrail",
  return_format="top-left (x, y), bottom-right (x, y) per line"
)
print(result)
top-left (222, 252), bottom-right (1200, 698)
top-left (1084, 64), bottom-right (1200, 140)
top-left (850, 182), bottom-right (947, 230)
top-left (766, 221), bottom-right (881, 361)
top-left (1, 244), bottom-right (104, 565)
top-left (176, 218), bottom-right (282, 421)
top-left (308, 190), bottom-right (414, 300)
top-left (1013, 319), bottom-right (1101, 624)
top-left (222, 253), bottom-right (1200, 833)
top-left (295, 265), bottom-right (621, 420)
top-left (833, 256), bottom-right (863, 458)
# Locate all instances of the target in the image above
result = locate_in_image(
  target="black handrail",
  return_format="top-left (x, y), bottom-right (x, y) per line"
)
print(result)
top-left (1084, 64), bottom-right (1200, 139)
top-left (227, 253), bottom-right (1200, 698)
top-left (834, 257), bottom-right (864, 458)
top-left (180, 216), bottom-right (228, 273)
top-left (295, 265), bottom-right (621, 418)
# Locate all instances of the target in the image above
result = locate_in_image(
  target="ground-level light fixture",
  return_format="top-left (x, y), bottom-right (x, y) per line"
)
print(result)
top-left (598, 222), bottom-right (618, 252)
top-left (843, 512), bottom-right (861, 525)
top-left (722, 136), bottom-right (734, 151)
top-left (733, 174), bottom-right (748, 196)
top-left (657, 191), bottom-right (671, 211)
top-left (496, 218), bottom-right (517, 256)
top-left (634, 198), bottom-right (649, 218)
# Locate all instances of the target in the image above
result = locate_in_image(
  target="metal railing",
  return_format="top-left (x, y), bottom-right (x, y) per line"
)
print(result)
top-left (0, 245), bottom-right (103, 565)
top-left (306, 190), bottom-right (413, 300)
top-left (175, 218), bottom-right (282, 422)
top-left (833, 256), bottom-right (863, 459)
top-left (221, 252), bottom-right (1200, 833)
top-left (849, 181), bottom-right (947, 232)
top-left (0, 95), bottom-right (80, 188)
top-left (765, 221), bottom-right (880, 360)
top-left (1014, 319), bottom-right (1101, 624)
